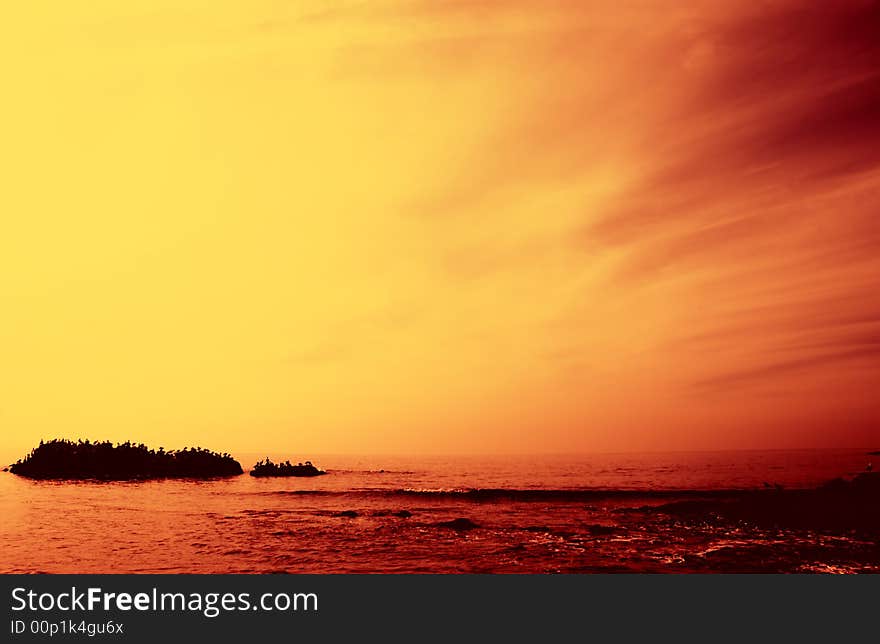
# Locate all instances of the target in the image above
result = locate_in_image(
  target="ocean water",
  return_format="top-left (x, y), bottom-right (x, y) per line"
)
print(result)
top-left (1, 449), bottom-right (877, 574)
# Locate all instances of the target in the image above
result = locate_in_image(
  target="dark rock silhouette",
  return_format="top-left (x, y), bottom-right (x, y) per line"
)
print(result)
top-left (436, 518), bottom-right (480, 530)
top-left (585, 524), bottom-right (621, 536)
top-left (9, 439), bottom-right (243, 480)
top-left (653, 472), bottom-right (880, 535)
top-left (335, 510), bottom-right (359, 518)
top-left (249, 458), bottom-right (326, 477)
top-left (371, 509), bottom-right (413, 518)
top-left (868, 450), bottom-right (880, 455)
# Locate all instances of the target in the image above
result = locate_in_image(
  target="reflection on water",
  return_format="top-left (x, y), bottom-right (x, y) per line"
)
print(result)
top-left (1, 449), bottom-right (877, 573)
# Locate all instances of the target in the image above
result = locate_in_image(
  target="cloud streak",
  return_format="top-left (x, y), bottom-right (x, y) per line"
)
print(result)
top-left (566, 1), bottom-right (880, 400)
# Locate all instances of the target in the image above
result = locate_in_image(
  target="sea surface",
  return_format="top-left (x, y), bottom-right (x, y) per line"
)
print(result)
top-left (1, 449), bottom-right (877, 573)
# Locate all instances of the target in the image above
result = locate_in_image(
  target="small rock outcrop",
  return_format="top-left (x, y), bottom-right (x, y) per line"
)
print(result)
top-left (249, 458), bottom-right (326, 477)
top-left (436, 518), bottom-right (480, 531)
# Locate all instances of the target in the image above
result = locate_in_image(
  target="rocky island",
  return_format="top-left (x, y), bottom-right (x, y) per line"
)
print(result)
top-left (250, 458), bottom-right (326, 477)
top-left (8, 439), bottom-right (243, 480)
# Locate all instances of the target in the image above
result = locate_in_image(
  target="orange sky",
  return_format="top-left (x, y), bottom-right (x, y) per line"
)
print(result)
top-left (1, 1), bottom-right (878, 457)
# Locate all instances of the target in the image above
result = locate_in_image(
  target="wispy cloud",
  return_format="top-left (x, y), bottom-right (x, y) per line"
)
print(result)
top-left (567, 1), bottom-right (880, 395)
